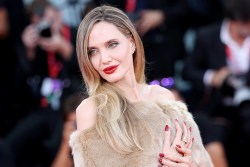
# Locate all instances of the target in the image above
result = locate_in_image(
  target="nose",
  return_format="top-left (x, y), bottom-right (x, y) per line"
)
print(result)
top-left (100, 50), bottom-right (112, 64)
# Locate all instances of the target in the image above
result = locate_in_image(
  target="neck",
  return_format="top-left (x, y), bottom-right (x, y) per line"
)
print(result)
top-left (114, 77), bottom-right (142, 102)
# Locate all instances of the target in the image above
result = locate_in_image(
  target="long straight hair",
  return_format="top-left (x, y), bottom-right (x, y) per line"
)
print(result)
top-left (76, 5), bottom-right (152, 154)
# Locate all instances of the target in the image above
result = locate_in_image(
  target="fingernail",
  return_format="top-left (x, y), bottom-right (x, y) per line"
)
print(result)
top-left (165, 125), bottom-right (169, 131)
top-left (159, 153), bottom-right (164, 157)
top-left (189, 127), bottom-right (192, 132)
top-left (159, 158), bottom-right (162, 163)
top-left (176, 144), bottom-right (181, 148)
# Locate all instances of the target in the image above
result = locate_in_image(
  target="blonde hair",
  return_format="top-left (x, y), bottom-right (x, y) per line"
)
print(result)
top-left (76, 5), bottom-right (151, 154)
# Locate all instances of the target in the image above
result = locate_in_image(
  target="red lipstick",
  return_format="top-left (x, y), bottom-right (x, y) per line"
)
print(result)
top-left (103, 65), bottom-right (118, 74)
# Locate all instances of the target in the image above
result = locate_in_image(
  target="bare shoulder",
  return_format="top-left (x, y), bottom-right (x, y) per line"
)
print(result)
top-left (76, 97), bottom-right (97, 131)
top-left (148, 85), bottom-right (175, 101)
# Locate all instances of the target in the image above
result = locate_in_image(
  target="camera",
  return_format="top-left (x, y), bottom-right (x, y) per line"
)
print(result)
top-left (36, 20), bottom-right (52, 38)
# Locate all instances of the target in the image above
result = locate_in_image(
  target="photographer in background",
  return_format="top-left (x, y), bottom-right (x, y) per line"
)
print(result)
top-left (0, 0), bottom-right (82, 166)
top-left (182, 0), bottom-right (250, 166)
top-left (22, 0), bottom-right (72, 63)
top-left (20, 0), bottom-right (80, 112)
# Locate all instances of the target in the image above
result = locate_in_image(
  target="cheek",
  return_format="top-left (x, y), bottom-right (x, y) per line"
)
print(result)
top-left (115, 45), bottom-right (133, 62)
top-left (90, 57), bottom-right (100, 71)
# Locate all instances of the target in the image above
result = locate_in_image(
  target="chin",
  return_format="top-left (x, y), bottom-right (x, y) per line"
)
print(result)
top-left (101, 73), bottom-right (124, 83)
top-left (104, 77), bottom-right (122, 83)
top-left (100, 70), bottom-right (129, 83)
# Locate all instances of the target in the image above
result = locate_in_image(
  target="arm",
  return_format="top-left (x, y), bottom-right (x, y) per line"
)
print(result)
top-left (69, 98), bottom-right (97, 167)
top-left (75, 98), bottom-right (96, 130)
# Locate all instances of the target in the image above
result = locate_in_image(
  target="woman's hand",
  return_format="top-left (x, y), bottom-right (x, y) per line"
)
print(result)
top-left (159, 119), bottom-right (198, 167)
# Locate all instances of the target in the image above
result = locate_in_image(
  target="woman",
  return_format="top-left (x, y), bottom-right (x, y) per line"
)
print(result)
top-left (69, 5), bottom-right (213, 167)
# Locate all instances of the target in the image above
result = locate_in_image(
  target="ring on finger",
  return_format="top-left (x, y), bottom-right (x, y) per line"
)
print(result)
top-left (182, 139), bottom-right (188, 143)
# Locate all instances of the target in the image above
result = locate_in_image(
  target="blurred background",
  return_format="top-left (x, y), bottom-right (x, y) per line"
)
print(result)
top-left (0, 0), bottom-right (250, 166)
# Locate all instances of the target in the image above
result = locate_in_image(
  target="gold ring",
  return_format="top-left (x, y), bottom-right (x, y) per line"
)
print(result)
top-left (182, 139), bottom-right (188, 143)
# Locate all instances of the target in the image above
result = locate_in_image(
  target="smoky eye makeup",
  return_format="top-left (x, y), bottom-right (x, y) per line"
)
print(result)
top-left (88, 48), bottom-right (98, 56)
top-left (108, 41), bottom-right (119, 48)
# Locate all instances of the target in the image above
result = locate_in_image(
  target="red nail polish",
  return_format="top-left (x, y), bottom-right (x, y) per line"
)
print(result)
top-left (176, 144), bottom-right (181, 148)
top-left (165, 125), bottom-right (169, 131)
top-left (159, 158), bottom-right (162, 163)
top-left (159, 153), bottom-right (164, 157)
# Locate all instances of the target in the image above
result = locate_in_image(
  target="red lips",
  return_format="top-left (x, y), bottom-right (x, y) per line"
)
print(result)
top-left (103, 65), bottom-right (118, 74)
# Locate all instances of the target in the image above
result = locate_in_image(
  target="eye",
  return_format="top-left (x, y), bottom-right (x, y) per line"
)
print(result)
top-left (108, 42), bottom-right (118, 48)
top-left (88, 49), bottom-right (98, 56)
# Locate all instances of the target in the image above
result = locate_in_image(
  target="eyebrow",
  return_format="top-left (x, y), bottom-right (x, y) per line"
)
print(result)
top-left (87, 46), bottom-right (95, 50)
top-left (88, 39), bottom-right (119, 50)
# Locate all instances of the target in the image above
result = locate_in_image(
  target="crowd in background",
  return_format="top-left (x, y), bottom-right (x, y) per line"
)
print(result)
top-left (0, 0), bottom-right (249, 167)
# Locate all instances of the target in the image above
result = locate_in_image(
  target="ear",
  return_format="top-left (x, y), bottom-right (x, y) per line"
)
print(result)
top-left (129, 35), bottom-right (136, 51)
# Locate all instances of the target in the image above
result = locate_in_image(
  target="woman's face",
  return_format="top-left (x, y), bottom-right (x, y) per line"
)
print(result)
top-left (88, 21), bottom-right (135, 83)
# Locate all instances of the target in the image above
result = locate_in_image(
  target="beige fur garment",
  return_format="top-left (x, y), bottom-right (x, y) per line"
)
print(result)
top-left (69, 99), bottom-right (213, 167)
